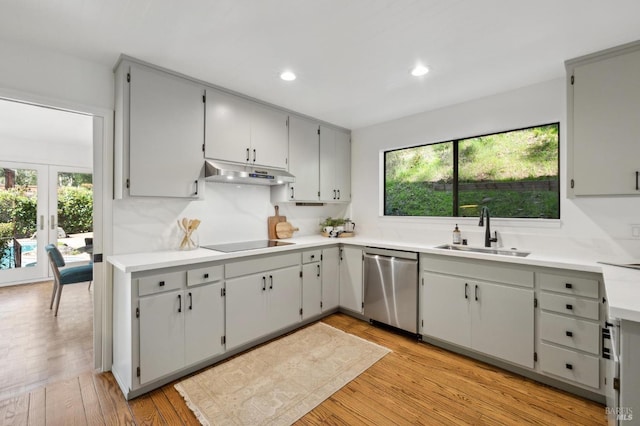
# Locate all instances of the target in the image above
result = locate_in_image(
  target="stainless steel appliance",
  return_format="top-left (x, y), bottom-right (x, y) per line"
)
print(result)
top-left (202, 240), bottom-right (294, 253)
top-left (363, 247), bottom-right (418, 334)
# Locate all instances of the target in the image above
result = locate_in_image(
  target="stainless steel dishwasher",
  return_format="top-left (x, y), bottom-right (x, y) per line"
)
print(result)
top-left (363, 247), bottom-right (418, 334)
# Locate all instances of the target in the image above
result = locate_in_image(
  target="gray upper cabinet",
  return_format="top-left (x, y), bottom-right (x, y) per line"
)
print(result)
top-left (320, 125), bottom-right (351, 202)
top-left (117, 61), bottom-right (205, 198)
top-left (279, 116), bottom-right (321, 201)
top-left (567, 41), bottom-right (640, 196)
top-left (205, 88), bottom-right (288, 170)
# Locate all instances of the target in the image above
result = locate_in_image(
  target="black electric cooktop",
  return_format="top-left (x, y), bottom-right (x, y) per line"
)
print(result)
top-left (202, 240), bottom-right (295, 253)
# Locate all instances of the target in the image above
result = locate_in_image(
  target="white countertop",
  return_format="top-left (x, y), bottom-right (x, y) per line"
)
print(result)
top-left (107, 235), bottom-right (640, 323)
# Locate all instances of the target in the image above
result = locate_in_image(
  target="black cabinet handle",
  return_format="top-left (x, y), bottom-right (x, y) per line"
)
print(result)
top-left (565, 363), bottom-right (573, 370)
top-left (566, 304), bottom-right (573, 310)
top-left (464, 283), bottom-right (468, 299)
top-left (194, 180), bottom-right (199, 195)
top-left (178, 294), bottom-right (182, 313)
top-left (262, 276), bottom-right (266, 291)
top-left (269, 275), bottom-right (273, 290)
top-left (159, 281), bottom-right (165, 287)
top-left (246, 148), bottom-right (250, 162)
top-left (566, 331), bottom-right (573, 337)
top-left (636, 171), bottom-right (639, 190)
top-left (565, 283), bottom-right (572, 289)
top-left (253, 149), bottom-right (256, 162)
top-left (317, 264), bottom-right (321, 277)
top-left (204, 273), bottom-right (209, 279)
top-left (290, 187), bottom-right (294, 199)
top-left (189, 292), bottom-right (193, 310)
top-left (475, 284), bottom-right (479, 301)
top-left (337, 189), bottom-right (341, 199)
top-left (333, 190), bottom-right (337, 200)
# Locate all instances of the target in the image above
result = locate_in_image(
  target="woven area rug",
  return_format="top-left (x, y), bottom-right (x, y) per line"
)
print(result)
top-left (175, 322), bottom-right (391, 425)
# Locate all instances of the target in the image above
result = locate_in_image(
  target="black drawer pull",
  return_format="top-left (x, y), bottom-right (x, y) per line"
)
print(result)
top-left (565, 283), bottom-right (572, 289)
top-left (566, 304), bottom-right (573, 310)
top-left (566, 331), bottom-right (573, 337)
top-left (565, 363), bottom-right (573, 370)
top-left (204, 273), bottom-right (209, 279)
top-left (310, 255), bottom-right (315, 260)
top-left (159, 281), bottom-right (165, 287)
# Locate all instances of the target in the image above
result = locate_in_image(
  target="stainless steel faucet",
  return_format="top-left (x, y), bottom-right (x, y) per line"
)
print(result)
top-left (478, 206), bottom-right (498, 248)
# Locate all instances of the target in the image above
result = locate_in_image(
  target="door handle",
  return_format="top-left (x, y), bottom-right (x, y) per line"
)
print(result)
top-left (333, 190), bottom-right (337, 200)
top-left (262, 276), bottom-right (266, 291)
top-left (50, 215), bottom-right (56, 230)
top-left (178, 294), bottom-right (182, 313)
top-left (194, 180), bottom-right (199, 195)
top-left (253, 149), bottom-right (256, 163)
top-left (464, 283), bottom-right (468, 299)
top-left (188, 292), bottom-right (193, 310)
top-left (474, 284), bottom-right (479, 301)
top-left (337, 189), bottom-right (341, 199)
top-left (290, 187), bottom-right (294, 199)
top-left (269, 275), bottom-right (273, 290)
top-left (317, 264), bottom-right (321, 277)
top-left (636, 171), bottom-right (639, 190)
top-left (246, 148), bottom-right (250, 162)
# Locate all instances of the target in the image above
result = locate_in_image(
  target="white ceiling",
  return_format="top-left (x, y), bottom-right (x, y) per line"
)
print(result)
top-left (1, 0), bottom-right (640, 130)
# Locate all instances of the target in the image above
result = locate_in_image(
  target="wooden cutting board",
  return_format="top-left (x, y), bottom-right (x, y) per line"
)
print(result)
top-left (275, 221), bottom-right (299, 239)
top-left (268, 205), bottom-right (286, 239)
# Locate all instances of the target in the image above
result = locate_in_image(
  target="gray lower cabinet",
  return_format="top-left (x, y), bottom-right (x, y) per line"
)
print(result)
top-left (321, 247), bottom-right (340, 311)
top-left (339, 246), bottom-right (363, 313)
top-left (225, 252), bottom-right (302, 350)
top-left (302, 250), bottom-right (322, 320)
top-left (420, 255), bottom-right (535, 369)
top-left (112, 262), bottom-right (225, 398)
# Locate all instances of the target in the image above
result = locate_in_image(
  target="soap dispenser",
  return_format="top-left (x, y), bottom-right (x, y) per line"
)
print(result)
top-left (453, 224), bottom-right (461, 244)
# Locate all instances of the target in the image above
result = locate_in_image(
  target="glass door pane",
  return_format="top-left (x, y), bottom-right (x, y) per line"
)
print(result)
top-left (51, 168), bottom-right (93, 266)
top-left (0, 162), bottom-right (48, 285)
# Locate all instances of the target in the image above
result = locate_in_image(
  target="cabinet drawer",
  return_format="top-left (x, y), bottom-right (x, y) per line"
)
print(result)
top-left (422, 255), bottom-right (534, 288)
top-left (537, 272), bottom-right (599, 299)
top-left (539, 342), bottom-right (600, 388)
top-left (187, 264), bottom-right (223, 287)
top-left (539, 292), bottom-right (599, 320)
top-left (302, 250), bottom-right (321, 264)
top-left (138, 271), bottom-right (185, 296)
top-left (540, 312), bottom-right (600, 355)
top-left (225, 253), bottom-right (300, 278)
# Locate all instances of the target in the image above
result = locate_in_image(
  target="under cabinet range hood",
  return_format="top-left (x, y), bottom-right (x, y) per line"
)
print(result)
top-left (204, 160), bottom-right (294, 186)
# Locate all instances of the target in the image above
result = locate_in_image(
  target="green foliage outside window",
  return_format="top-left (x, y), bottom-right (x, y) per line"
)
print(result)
top-left (384, 123), bottom-right (559, 219)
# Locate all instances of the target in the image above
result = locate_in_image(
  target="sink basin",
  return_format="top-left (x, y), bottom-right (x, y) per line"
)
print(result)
top-left (435, 244), bottom-right (531, 258)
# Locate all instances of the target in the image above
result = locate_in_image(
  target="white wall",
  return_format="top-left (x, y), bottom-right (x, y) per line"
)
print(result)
top-left (112, 183), bottom-right (349, 254)
top-left (351, 78), bottom-right (640, 261)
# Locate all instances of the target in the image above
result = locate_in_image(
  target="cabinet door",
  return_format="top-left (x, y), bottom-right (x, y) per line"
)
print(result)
top-left (571, 49), bottom-right (640, 195)
top-left (339, 246), bottom-right (363, 313)
top-left (287, 116), bottom-right (320, 201)
top-left (319, 125), bottom-right (336, 201)
top-left (129, 64), bottom-right (204, 198)
top-left (334, 129), bottom-right (351, 202)
top-left (302, 262), bottom-right (322, 319)
top-left (471, 281), bottom-right (534, 368)
top-left (225, 274), bottom-right (268, 350)
top-left (321, 247), bottom-right (340, 311)
top-left (421, 272), bottom-right (471, 348)
top-left (139, 290), bottom-right (184, 384)
top-left (251, 103), bottom-right (289, 169)
top-left (184, 282), bottom-right (225, 366)
top-left (204, 89), bottom-right (252, 164)
top-left (267, 265), bottom-right (302, 331)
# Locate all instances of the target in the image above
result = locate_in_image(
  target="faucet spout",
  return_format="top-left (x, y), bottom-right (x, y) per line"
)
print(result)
top-left (479, 206), bottom-right (498, 248)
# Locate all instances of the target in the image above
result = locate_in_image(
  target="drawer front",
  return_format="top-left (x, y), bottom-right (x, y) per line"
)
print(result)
top-left (226, 252), bottom-right (300, 278)
top-left (539, 343), bottom-right (600, 388)
top-left (540, 312), bottom-right (600, 354)
top-left (187, 264), bottom-right (224, 287)
top-left (539, 292), bottom-right (600, 320)
top-left (302, 250), bottom-right (322, 264)
top-left (138, 271), bottom-right (185, 296)
top-left (421, 254), bottom-right (534, 288)
top-left (537, 272), bottom-right (599, 299)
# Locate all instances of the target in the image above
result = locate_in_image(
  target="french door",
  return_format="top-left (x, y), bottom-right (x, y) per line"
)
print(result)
top-left (0, 161), bottom-right (92, 286)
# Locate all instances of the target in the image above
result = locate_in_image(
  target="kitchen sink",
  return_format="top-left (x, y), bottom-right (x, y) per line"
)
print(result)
top-left (435, 244), bottom-right (531, 257)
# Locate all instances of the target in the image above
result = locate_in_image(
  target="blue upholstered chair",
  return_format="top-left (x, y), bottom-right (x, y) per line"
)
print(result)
top-left (45, 244), bottom-right (93, 316)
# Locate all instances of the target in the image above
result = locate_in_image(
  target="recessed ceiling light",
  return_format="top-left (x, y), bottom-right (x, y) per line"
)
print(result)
top-left (410, 65), bottom-right (429, 77)
top-left (280, 71), bottom-right (296, 81)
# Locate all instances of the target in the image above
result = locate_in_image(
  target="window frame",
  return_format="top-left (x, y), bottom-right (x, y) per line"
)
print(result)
top-left (383, 122), bottom-right (561, 220)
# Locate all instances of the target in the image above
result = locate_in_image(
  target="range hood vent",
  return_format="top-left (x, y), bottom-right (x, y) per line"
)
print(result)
top-left (204, 160), bottom-right (294, 186)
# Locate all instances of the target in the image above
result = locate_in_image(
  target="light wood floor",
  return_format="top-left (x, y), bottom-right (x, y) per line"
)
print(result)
top-left (0, 282), bottom-right (607, 425)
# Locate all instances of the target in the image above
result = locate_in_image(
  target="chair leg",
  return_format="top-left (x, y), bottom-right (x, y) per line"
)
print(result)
top-left (54, 285), bottom-right (64, 317)
top-left (50, 280), bottom-right (58, 310)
